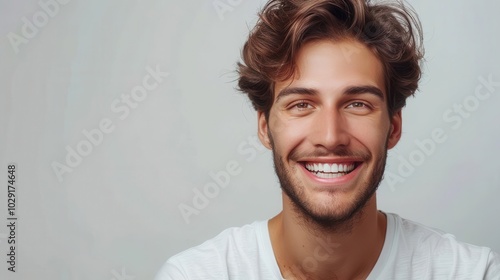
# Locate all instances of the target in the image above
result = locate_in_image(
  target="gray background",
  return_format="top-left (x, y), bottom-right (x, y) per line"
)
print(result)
top-left (1, 0), bottom-right (499, 279)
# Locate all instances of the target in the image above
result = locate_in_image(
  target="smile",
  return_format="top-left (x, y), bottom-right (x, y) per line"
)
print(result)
top-left (304, 162), bottom-right (357, 179)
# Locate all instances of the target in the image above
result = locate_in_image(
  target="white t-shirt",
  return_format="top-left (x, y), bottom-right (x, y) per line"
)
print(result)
top-left (155, 213), bottom-right (500, 279)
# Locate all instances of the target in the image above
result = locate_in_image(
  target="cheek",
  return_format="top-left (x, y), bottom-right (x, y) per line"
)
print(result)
top-left (347, 117), bottom-right (390, 150)
top-left (269, 114), bottom-right (310, 151)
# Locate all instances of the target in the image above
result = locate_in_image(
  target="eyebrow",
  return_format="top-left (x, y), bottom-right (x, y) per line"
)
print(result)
top-left (276, 85), bottom-right (385, 102)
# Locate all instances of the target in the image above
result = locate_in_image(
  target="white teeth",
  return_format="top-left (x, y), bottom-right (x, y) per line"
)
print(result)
top-left (305, 162), bottom-right (356, 175)
top-left (323, 163), bottom-right (330, 172)
top-left (315, 172), bottom-right (345, 179)
top-left (331, 164), bottom-right (338, 172)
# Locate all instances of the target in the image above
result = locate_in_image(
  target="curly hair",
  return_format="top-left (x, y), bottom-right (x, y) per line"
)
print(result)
top-left (237, 0), bottom-right (424, 119)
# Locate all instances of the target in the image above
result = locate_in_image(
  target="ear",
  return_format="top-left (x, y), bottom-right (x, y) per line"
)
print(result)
top-left (257, 111), bottom-right (272, 150)
top-left (387, 110), bottom-right (402, 149)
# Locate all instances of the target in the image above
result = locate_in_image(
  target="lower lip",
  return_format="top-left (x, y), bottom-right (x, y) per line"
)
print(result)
top-left (299, 163), bottom-right (362, 186)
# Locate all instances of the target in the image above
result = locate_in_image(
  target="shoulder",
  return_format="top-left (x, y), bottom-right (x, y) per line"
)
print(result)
top-left (154, 220), bottom-right (270, 280)
top-left (385, 213), bottom-right (500, 279)
top-left (391, 213), bottom-right (488, 256)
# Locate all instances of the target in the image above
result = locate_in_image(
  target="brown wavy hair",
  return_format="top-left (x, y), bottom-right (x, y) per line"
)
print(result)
top-left (237, 0), bottom-right (424, 119)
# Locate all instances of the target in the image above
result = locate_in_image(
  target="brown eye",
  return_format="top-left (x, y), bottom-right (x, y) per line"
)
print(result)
top-left (287, 100), bottom-right (315, 115)
top-left (345, 101), bottom-right (373, 115)
top-left (349, 102), bottom-right (366, 108)
top-left (295, 102), bottom-right (311, 109)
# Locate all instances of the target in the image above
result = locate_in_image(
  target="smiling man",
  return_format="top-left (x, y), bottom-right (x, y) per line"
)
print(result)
top-left (156, 0), bottom-right (500, 279)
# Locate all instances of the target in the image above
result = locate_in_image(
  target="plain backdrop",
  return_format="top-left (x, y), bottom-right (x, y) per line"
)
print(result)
top-left (1, 0), bottom-right (499, 279)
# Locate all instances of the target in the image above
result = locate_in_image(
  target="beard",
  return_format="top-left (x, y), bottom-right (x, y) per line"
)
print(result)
top-left (271, 135), bottom-right (388, 231)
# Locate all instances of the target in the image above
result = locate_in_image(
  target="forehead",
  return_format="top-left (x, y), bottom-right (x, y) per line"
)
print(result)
top-left (274, 39), bottom-right (386, 100)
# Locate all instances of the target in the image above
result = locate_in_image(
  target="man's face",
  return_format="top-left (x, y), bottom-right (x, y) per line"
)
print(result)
top-left (258, 39), bottom-right (402, 226)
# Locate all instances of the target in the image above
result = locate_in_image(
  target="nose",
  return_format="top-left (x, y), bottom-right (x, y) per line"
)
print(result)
top-left (310, 108), bottom-right (350, 151)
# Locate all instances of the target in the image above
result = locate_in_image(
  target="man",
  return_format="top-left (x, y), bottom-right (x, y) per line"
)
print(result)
top-left (156, 0), bottom-right (500, 279)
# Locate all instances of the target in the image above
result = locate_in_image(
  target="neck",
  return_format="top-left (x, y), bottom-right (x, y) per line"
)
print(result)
top-left (269, 194), bottom-right (387, 280)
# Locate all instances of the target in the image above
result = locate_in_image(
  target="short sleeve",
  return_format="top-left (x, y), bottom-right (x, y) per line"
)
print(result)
top-left (485, 250), bottom-right (500, 280)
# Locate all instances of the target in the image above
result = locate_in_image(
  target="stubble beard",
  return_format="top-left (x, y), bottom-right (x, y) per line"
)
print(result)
top-left (271, 137), bottom-right (388, 233)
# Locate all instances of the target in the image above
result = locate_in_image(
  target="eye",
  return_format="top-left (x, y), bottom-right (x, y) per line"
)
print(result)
top-left (286, 100), bottom-right (315, 115)
top-left (294, 102), bottom-right (312, 110)
top-left (345, 101), bottom-right (373, 115)
top-left (347, 102), bottom-right (368, 108)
